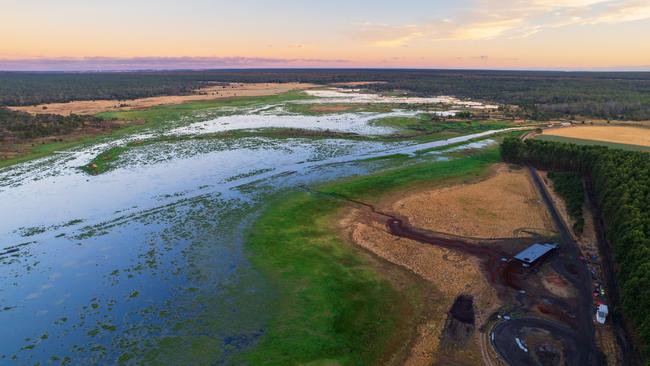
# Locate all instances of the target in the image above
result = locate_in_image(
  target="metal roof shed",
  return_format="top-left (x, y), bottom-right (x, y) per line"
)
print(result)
top-left (514, 243), bottom-right (559, 266)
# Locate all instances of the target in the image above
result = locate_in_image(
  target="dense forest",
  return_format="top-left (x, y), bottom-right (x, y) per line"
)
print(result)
top-left (0, 108), bottom-right (106, 140)
top-left (501, 137), bottom-right (650, 361)
top-left (1, 70), bottom-right (650, 120)
top-left (548, 171), bottom-right (585, 234)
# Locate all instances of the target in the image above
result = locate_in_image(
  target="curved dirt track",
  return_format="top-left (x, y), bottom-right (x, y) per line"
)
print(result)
top-left (380, 166), bottom-right (603, 365)
top-left (492, 317), bottom-right (578, 365)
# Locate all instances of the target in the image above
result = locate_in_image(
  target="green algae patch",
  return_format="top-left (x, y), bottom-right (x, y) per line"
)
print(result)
top-left (80, 146), bottom-right (128, 175)
top-left (240, 147), bottom-right (500, 365)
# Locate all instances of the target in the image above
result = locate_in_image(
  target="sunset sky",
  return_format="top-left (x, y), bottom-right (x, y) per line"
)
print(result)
top-left (1, 0), bottom-right (649, 70)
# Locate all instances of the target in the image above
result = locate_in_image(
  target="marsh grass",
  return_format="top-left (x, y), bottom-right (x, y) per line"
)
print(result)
top-left (240, 147), bottom-right (500, 364)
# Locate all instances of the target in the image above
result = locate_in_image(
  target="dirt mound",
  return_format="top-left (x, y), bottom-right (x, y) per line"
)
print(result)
top-left (449, 295), bottom-right (475, 324)
top-left (440, 296), bottom-right (476, 347)
top-left (343, 211), bottom-right (497, 365)
top-left (534, 344), bottom-right (562, 366)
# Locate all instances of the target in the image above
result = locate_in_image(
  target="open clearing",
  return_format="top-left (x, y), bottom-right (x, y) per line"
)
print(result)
top-left (339, 160), bottom-right (535, 365)
top-left (343, 210), bottom-right (498, 365)
top-left (10, 82), bottom-right (315, 116)
top-left (542, 125), bottom-right (650, 148)
top-left (390, 164), bottom-right (555, 238)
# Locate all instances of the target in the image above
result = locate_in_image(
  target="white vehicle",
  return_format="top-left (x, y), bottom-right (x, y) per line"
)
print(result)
top-left (515, 337), bottom-right (528, 353)
top-left (596, 304), bottom-right (609, 324)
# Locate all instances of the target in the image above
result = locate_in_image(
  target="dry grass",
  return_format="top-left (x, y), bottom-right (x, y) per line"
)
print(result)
top-left (342, 209), bottom-right (499, 365)
top-left (308, 105), bottom-right (356, 113)
top-left (391, 164), bottom-right (555, 238)
top-left (10, 82), bottom-right (315, 116)
top-left (338, 163), bottom-right (560, 364)
top-left (543, 126), bottom-right (650, 147)
top-left (330, 81), bottom-right (388, 87)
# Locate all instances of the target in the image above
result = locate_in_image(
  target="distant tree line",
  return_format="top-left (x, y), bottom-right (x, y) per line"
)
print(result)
top-left (501, 137), bottom-right (650, 361)
top-left (1, 70), bottom-right (650, 120)
top-left (0, 108), bottom-right (105, 140)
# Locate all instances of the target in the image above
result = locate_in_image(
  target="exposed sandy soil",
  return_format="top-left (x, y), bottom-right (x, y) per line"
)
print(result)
top-left (338, 164), bottom-right (588, 365)
top-left (10, 82), bottom-right (315, 116)
top-left (339, 165), bottom-right (554, 365)
top-left (330, 81), bottom-right (388, 87)
top-left (543, 126), bottom-right (650, 147)
top-left (540, 272), bottom-right (575, 299)
top-left (343, 211), bottom-right (499, 366)
top-left (391, 164), bottom-right (555, 239)
top-left (308, 104), bottom-right (356, 113)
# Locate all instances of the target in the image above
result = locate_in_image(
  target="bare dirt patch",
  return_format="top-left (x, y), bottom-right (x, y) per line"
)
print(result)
top-left (11, 82), bottom-right (315, 116)
top-left (543, 126), bottom-right (650, 147)
top-left (330, 81), bottom-right (388, 87)
top-left (342, 206), bottom-right (499, 365)
top-left (391, 164), bottom-right (555, 238)
top-left (541, 273), bottom-right (575, 299)
top-left (308, 104), bottom-right (356, 113)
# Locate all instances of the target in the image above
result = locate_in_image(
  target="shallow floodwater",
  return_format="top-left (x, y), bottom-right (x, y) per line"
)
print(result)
top-left (169, 110), bottom-right (413, 136)
top-left (0, 91), bottom-right (509, 364)
top-left (304, 88), bottom-right (499, 109)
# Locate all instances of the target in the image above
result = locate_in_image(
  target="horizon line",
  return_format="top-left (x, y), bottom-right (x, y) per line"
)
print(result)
top-left (0, 56), bottom-right (648, 73)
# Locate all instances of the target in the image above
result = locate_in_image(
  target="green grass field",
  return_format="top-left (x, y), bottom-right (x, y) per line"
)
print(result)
top-left (371, 117), bottom-right (513, 137)
top-left (0, 91), bottom-right (313, 170)
top-left (240, 147), bottom-right (500, 364)
top-left (97, 90), bottom-right (311, 124)
top-left (536, 134), bottom-right (650, 152)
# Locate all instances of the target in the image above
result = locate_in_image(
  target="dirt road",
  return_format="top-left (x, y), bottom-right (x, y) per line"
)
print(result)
top-left (380, 167), bottom-right (603, 365)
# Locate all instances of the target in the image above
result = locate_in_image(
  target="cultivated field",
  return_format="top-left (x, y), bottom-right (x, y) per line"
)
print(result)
top-left (10, 82), bottom-right (314, 116)
top-left (391, 164), bottom-right (555, 238)
top-left (542, 125), bottom-right (650, 148)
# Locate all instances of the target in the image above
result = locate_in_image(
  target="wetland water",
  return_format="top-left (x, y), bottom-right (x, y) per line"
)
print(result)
top-left (0, 91), bottom-right (508, 364)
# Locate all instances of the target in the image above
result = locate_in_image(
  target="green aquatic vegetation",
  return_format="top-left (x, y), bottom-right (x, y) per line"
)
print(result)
top-left (97, 90), bottom-right (312, 125)
top-left (0, 91), bottom-right (311, 170)
top-left (80, 146), bottom-right (129, 175)
top-left (240, 147), bottom-right (500, 364)
top-left (14, 219), bottom-right (86, 239)
top-left (18, 226), bottom-right (47, 237)
top-left (62, 219), bottom-right (84, 227)
top-left (372, 116), bottom-right (513, 136)
top-left (100, 323), bottom-right (116, 332)
top-left (87, 329), bottom-right (99, 337)
top-left (283, 102), bottom-right (400, 115)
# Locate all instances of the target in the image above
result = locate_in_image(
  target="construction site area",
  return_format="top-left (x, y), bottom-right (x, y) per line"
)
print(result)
top-left (341, 163), bottom-right (627, 365)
